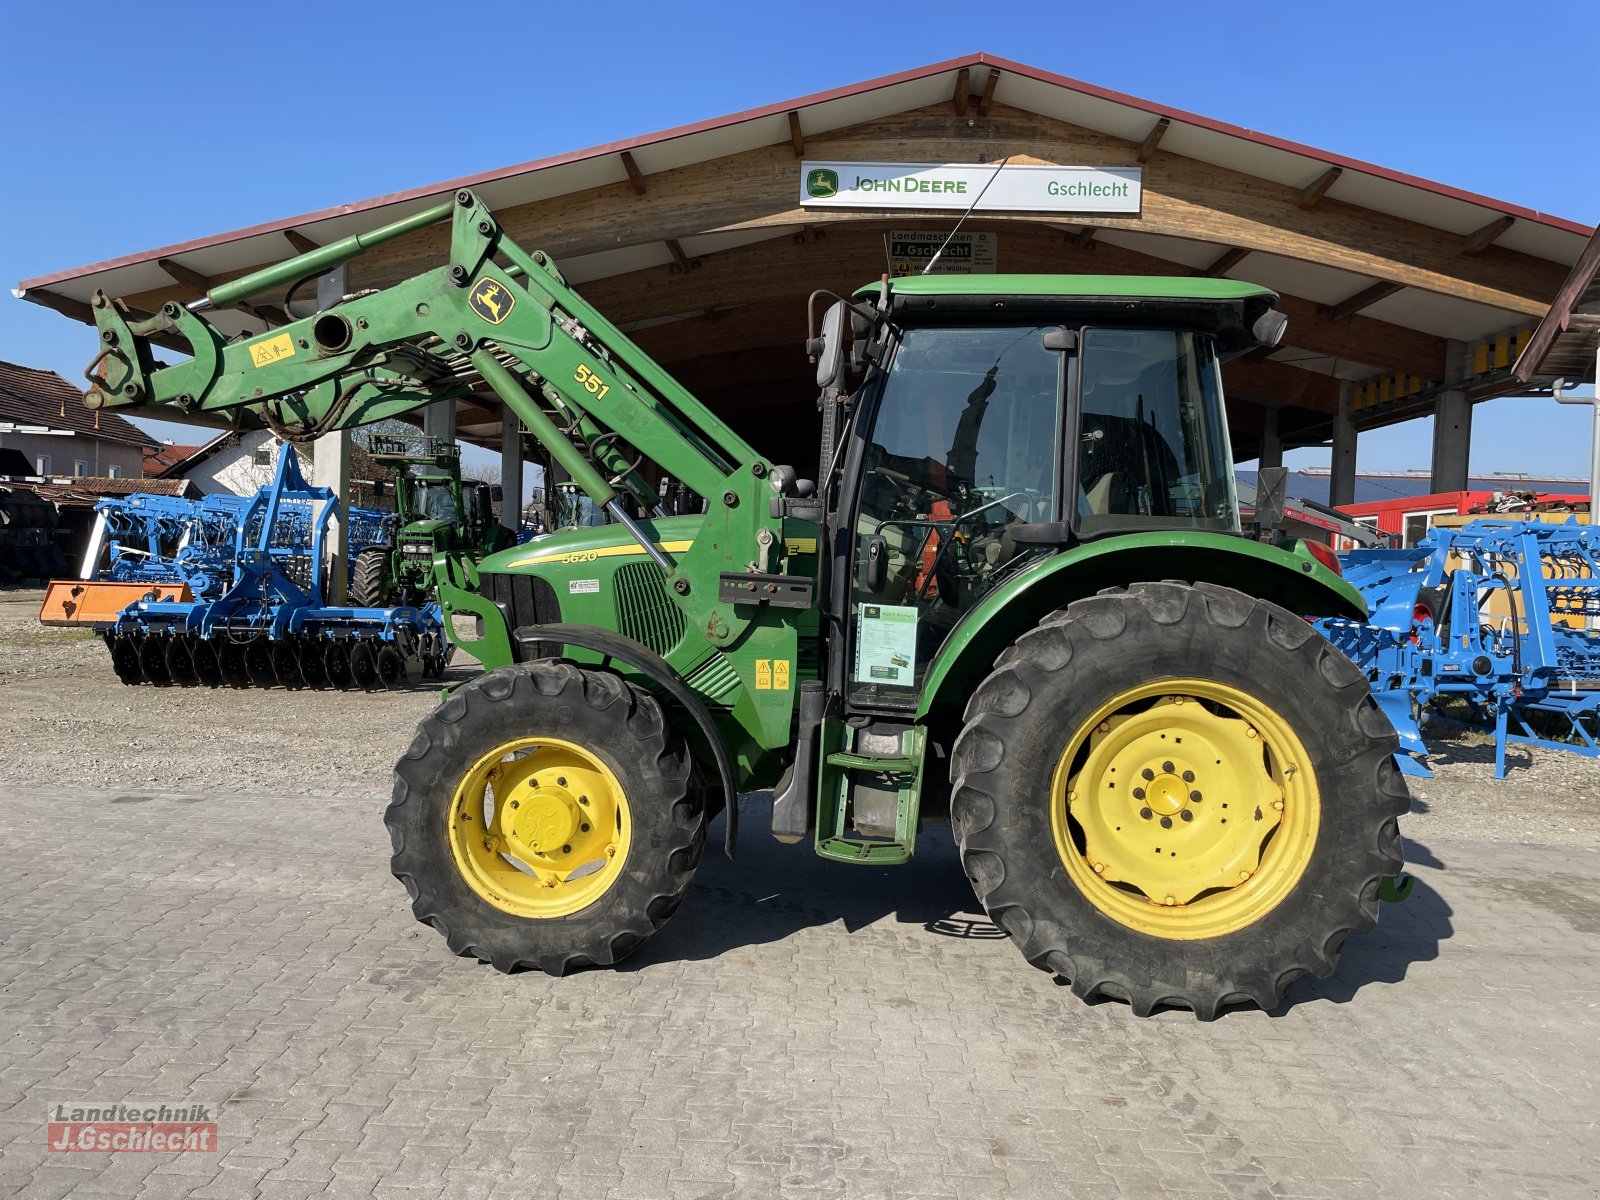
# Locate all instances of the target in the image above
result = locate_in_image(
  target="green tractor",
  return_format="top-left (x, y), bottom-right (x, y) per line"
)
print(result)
top-left (80, 191), bottom-right (1408, 1017)
top-left (351, 434), bottom-right (515, 608)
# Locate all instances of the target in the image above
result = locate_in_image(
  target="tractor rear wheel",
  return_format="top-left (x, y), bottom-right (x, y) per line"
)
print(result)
top-left (351, 546), bottom-right (392, 608)
top-left (950, 581), bottom-right (1409, 1018)
top-left (388, 661), bottom-right (705, 974)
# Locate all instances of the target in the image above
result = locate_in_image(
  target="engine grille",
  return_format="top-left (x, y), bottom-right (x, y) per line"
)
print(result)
top-left (613, 561), bottom-right (686, 657)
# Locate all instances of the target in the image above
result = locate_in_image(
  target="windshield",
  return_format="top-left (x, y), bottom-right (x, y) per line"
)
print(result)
top-left (413, 479), bottom-right (458, 523)
top-left (1076, 328), bottom-right (1237, 535)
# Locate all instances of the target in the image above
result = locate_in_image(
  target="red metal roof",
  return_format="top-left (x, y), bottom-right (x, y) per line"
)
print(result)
top-left (16, 52), bottom-right (1590, 295)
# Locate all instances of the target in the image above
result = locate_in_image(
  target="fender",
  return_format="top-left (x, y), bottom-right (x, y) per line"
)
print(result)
top-left (512, 623), bottom-right (741, 857)
top-left (917, 531), bottom-right (1367, 719)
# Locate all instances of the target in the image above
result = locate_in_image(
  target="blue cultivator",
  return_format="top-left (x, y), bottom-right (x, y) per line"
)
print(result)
top-left (104, 446), bottom-right (448, 690)
top-left (1319, 518), bottom-right (1600, 778)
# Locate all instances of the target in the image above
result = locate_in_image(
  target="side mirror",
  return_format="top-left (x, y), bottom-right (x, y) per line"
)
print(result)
top-left (1251, 309), bottom-right (1288, 348)
top-left (863, 535), bottom-right (888, 593)
top-left (814, 301), bottom-right (848, 390)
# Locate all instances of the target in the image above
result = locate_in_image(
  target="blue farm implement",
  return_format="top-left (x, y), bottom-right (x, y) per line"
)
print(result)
top-left (1318, 517), bottom-right (1600, 778)
top-left (94, 446), bottom-right (448, 690)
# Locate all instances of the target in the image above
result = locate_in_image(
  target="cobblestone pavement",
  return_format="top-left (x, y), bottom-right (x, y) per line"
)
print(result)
top-left (0, 783), bottom-right (1596, 1200)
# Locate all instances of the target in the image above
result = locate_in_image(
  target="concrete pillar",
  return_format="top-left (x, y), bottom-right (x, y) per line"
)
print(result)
top-left (1257, 406), bottom-right (1283, 471)
top-left (422, 398), bottom-right (456, 445)
top-left (500, 406), bottom-right (524, 531)
top-left (313, 265), bottom-right (351, 603)
top-left (1330, 380), bottom-right (1357, 508)
top-left (1429, 339), bottom-right (1472, 494)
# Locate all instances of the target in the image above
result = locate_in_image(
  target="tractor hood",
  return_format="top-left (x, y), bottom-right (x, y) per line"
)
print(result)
top-left (481, 514), bottom-right (705, 575)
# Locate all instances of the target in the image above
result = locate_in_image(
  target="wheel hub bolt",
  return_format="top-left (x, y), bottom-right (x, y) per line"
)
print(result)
top-left (1162, 761), bottom-right (1174, 773)
top-left (1139, 807), bottom-right (1153, 820)
top-left (580, 823), bottom-right (590, 832)
top-left (1190, 790), bottom-right (1202, 802)
top-left (561, 845), bottom-right (571, 854)
top-left (1160, 816), bottom-right (1172, 829)
top-left (1180, 810), bottom-right (1193, 823)
top-left (1182, 770), bottom-right (1195, 783)
top-left (1141, 768), bottom-right (1155, 781)
top-left (1132, 787), bottom-right (1146, 800)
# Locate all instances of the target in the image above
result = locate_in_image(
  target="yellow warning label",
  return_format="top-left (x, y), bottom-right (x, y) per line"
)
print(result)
top-left (249, 333), bottom-right (296, 369)
top-left (774, 659), bottom-right (791, 690)
top-left (784, 537), bottom-right (818, 555)
top-left (755, 659), bottom-right (772, 690)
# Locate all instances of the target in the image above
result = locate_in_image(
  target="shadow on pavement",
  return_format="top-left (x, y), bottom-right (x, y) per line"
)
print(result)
top-left (621, 796), bottom-right (988, 970)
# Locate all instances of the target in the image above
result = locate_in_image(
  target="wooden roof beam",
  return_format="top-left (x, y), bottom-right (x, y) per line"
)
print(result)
top-left (1137, 117), bottom-right (1170, 164)
top-left (1462, 215), bottom-right (1515, 256)
top-left (1321, 280), bottom-right (1405, 321)
top-left (158, 257), bottom-right (289, 326)
top-left (619, 151), bottom-right (647, 196)
top-left (951, 67), bottom-right (971, 116)
top-left (787, 111), bottom-right (805, 158)
top-left (1196, 247), bottom-right (1250, 278)
top-left (282, 229), bottom-right (319, 256)
top-left (1298, 166), bottom-right (1342, 210)
top-left (664, 239), bottom-right (695, 273)
top-left (977, 69), bottom-right (1000, 116)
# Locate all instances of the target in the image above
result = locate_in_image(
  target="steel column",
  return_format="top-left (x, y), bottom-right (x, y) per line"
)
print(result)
top-left (313, 265), bottom-right (351, 602)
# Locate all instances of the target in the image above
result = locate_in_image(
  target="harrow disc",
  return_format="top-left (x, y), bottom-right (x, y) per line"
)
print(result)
top-left (191, 638), bottom-right (223, 687)
top-left (350, 641), bottom-right (379, 691)
top-left (376, 645), bottom-right (406, 690)
top-left (271, 640), bottom-right (306, 689)
top-left (325, 641), bottom-right (353, 690)
top-left (138, 636), bottom-right (173, 686)
top-left (218, 641), bottom-right (252, 688)
top-left (244, 638), bottom-right (277, 687)
top-left (164, 636), bottom-right (200, 687)
top-left (298, 639), bottom-right (329, 689)
top-left (107, 634), bottom-right (144, 685)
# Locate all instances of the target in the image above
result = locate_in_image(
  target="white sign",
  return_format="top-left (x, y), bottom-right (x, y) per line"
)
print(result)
top-left (801, 161), bottom-right (1141, 214)
top-left (887, 230), bottom-right (997, 277)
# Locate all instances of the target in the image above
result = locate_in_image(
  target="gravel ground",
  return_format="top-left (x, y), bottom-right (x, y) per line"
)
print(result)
top-left (6, 587), bottom-right (1600, 850)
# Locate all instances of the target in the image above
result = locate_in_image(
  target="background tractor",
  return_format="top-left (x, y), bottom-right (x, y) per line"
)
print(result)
top-left (351, 434), bottom-right (514, 608)
top-left (75, 191), bottom-right (1408, 1017)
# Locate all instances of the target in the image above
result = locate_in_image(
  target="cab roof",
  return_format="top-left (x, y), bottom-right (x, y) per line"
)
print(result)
top-left (855, 274), bottom-right (1276, 302)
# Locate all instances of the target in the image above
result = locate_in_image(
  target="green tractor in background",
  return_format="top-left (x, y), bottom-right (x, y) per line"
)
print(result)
top-left (351, 434), bottom-right (515, 609)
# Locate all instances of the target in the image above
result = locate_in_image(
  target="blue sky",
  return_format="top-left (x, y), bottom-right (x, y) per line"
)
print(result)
top-left (4, 1), bottom-right (1596, 479)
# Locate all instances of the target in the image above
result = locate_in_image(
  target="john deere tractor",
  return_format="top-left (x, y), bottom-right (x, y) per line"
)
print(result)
top-left (351, 434), bottom-right (514, 608)
top-left (78, 191), bottom-right (1408, 1017)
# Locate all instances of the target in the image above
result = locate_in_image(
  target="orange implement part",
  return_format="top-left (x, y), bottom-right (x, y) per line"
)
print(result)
top-left (38, 579), bottom-right (193, 627)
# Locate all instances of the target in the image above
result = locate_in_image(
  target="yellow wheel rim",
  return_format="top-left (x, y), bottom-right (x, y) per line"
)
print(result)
top-left (1050, 678), bottom-right (1319, 940)
top-left (447, 737), bottom-right (632, 919)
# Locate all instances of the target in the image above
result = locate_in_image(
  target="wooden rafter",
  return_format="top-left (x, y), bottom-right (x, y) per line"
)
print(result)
top-left (1137, 117), bottom-right (1170, 163)
top-left (158, 257), bottom-right (288, 326)
top-left (1298, 166), bottom-right (1342, 210)
top-left (1462, 215), bottom-right (1515, 256)
top-left (1066, 227), bottom-right (1097, 250)
top-left (664, 239), bottom-right (694, 272)
top-left (787, 111), bottom-right (805, 158)
top-left (1196, 247), bottom-right (1250, 278)
top-left (282, 229), bottom-right (319, 256)
top-left (1322, 280), bottom-right (1404, 321)
top-left (620, 151), bottom-right (647, 196)
top-left (977, 69), bottom-right (1000, 116)
top-left (951, 67), bottom-right (971, 116)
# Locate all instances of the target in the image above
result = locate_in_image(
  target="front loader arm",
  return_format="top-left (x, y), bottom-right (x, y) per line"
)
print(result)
top-left (84, 189), bottom-right (805, 687)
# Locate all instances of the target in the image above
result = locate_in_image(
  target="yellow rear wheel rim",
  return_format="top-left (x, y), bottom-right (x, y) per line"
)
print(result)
top-left (1050, 678), bottom-right (1319, 940)
top-left (447, 736), bottom-right (632, 919)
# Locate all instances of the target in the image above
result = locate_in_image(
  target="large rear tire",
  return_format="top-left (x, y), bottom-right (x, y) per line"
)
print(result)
top-left (951, 581), bottom-right (1409, 1018)
top-left (388, 662), bottom-right (705, 974)
top-left (351, 545), bottom-right (392, 608)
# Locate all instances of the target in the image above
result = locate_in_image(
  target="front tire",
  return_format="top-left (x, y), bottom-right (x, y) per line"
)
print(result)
top-left (389, 662), bottom-right (705, 974)
top-left (951, 581), bottom-right (1409, 1018)
top-left (351, 545), bottom-right (392, 608)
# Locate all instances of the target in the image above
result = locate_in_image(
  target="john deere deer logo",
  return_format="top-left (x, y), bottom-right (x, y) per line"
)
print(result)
top-left (469, 278), bottom-right (514, 325)
top-left (805, 168), bottom-right (839, 199)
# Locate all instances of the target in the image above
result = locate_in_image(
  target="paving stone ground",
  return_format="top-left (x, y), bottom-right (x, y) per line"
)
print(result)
top-left (0, 779), bottom-right (1596, 1199)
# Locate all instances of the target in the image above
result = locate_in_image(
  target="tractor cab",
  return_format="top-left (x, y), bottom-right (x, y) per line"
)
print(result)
top-left (824, 275), bottom-right (1284, 708)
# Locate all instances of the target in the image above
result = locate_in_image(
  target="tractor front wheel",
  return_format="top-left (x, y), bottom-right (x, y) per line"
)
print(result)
top-left (951, 582), bottom-right (1409, 1018)
top-left (388, 662), bottom-right (705, 974)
